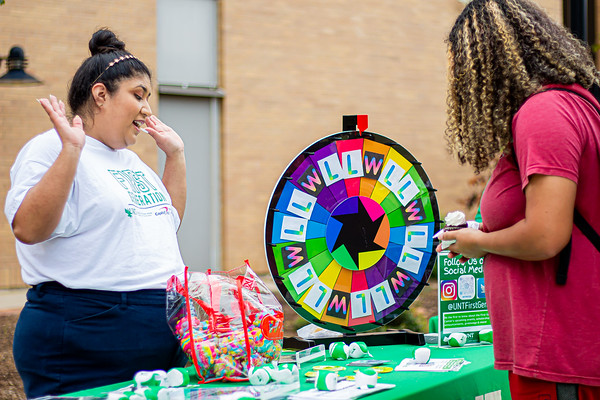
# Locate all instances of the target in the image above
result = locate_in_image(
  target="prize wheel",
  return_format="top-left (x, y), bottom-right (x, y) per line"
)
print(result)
top-left (264, 115), bottom-right (440, 333)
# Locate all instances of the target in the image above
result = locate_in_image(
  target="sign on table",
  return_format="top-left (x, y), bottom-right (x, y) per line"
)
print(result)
top-left (437, 252), bottom-right (490, 346)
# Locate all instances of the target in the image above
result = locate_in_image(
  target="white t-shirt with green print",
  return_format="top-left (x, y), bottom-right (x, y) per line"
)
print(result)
top-left (5, 130), bottom-right (185, 291)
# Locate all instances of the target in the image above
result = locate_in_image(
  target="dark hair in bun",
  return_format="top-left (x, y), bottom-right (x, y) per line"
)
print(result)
top-left (89, 29), bottom-right (126, 56)
top-left (68, 28), bottom-right (151, 119)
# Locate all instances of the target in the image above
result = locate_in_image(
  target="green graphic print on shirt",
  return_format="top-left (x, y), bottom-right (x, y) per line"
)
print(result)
top-left (108, 169), bottom-right (168, 216)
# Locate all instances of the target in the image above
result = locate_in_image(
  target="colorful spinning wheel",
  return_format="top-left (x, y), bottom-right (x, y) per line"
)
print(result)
top-left (264, 115), bottom-right (440, 333)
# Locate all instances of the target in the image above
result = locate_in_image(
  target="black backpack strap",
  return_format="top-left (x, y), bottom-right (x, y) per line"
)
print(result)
top-left (521, 86), bottom-right (600, 284)
top-left (574, 208), bottom-right (600, 252)
top-left (556, 238), bottom-right (571, 285)
top-left (556, 209), bottom-right (600, 285)
top-left (549, 88), bottom-right (600, 250)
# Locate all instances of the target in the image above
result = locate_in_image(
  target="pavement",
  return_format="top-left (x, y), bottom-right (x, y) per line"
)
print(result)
top-left (0, 288), bottom-right (27, 314)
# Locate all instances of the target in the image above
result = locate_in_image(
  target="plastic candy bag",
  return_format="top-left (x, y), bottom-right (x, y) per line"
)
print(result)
top-left (166, 260), bottom-right (284, 383)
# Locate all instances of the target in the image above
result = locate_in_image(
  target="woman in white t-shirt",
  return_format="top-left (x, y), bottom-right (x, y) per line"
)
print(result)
top-left (5, 29), bottom-right (188, 398)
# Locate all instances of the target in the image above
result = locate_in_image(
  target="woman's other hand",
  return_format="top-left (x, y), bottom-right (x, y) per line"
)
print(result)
top-left (145, 115), bottom-right (187, 221)
top-left (144, 115), bottom-right (184, 157)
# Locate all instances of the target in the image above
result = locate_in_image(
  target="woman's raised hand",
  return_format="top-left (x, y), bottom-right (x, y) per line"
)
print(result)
top-left (144, 115), bottom-right (184, 157)
top-left (38, 95), bottom-right (86, 149)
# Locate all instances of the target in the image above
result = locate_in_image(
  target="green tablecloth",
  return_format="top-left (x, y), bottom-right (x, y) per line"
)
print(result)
top-left (66, 344), bottom-right (510, 400)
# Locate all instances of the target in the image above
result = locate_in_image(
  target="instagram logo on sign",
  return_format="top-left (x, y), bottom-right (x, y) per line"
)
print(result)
top-left (441, 280), bottom-right (457, 301)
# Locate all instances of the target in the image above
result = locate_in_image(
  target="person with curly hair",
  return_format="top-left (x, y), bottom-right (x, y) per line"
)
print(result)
top-left (438, 0), bottom-right (600, 398)
top-left (5, 29), bottom-right (188, 397)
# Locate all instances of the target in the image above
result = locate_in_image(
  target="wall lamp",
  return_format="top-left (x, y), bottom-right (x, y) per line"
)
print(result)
top-left (0, 46), bottom-right (43, 86)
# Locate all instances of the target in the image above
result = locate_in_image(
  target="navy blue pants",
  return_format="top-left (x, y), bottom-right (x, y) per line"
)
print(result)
top-left (13, 282), bottom-right (187, 398)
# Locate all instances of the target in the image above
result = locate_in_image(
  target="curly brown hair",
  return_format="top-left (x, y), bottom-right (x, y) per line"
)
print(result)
top-left (445, 0), bottom-right (600, 173)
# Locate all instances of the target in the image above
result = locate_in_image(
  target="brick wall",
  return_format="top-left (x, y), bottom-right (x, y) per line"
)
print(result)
top-left (0, 0), bottom-right (563, 286)
top-left (220, 0), bottom-right (562, 273)
top-left (0, 0), bottom-right (158, 288)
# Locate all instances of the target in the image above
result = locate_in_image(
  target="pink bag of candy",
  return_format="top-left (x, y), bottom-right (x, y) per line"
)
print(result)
top-left (166, 260), bottom-right (284, 383)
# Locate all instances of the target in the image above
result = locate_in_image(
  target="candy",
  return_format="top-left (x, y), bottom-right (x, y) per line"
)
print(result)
top-left (445, 332), bottom-right (467, 347)
top-left (248, 362), bottom-right (298, 386)
top-left (348, 341), bottom-right (370, 358)
top-left (274, 363), bottom-right (298, 384)
top-left (328, 342), bottom-right (349, 360)
top-left (213, 354), bottom-right (240, 378)
top-left (355, 369), bottom-right (377, 389)
top-left (171, 308), bottom-right (283, 381)
top-left (248, 366), bottom-right (272, 386)
top-left (315, 371), bottom-right (338, 391)
top-left (413, 347), bottom-right (431, 364)
top-left (179, 334), bottom-right (192, 355)
top-left (164, 368), bottom-right (190, 387)
top-left (134, 370), bottom-right (166, 388)
top-left (194, 340), bottom-right (217, 372)
top-left (479, 329), bottom-right (493, 344)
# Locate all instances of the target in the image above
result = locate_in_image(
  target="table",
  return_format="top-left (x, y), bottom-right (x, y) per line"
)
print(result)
top-left (66, 344), bottom-right (510, 400)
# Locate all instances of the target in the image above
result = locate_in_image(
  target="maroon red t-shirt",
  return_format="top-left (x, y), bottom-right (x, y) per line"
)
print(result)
top-left (481, 83), bottom-right (600, 385)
